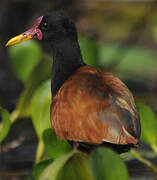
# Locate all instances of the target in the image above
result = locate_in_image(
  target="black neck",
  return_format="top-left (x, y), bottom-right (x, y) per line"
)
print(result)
top-left (51, 38), bottom-right (85, 98)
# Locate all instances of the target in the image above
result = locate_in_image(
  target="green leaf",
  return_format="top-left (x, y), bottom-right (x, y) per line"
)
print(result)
top-left (43, 128), bottom-right (72, 159)
top-left (32, 80), bottom-right (51, 140)
top-left (117, 47), bottom-right (157, 79)
top-left (57, 152), bottom-right (94, 180)
top-left (88, 147), bottom-right (129, 180)
top-left (39, 151), bottom-right (76, 180)
top-left (99, 44), bottom-right (157, 79)
top-left (137, 104), bottom-right (157, 147)
top-left (99, 43), bottom-right (122, 66)
top-left (39, 151), bottom-right (94, 180)
top-left (0, 107), bottom-right (11, 143)
top-left (33, 158), bottom-right (53, 180)
top-left (8, 40), bottom-right (42, 82)
top-left (16, 57), bottom-right (52, 118)
top-left (78, 35), bottom-right (98, 67)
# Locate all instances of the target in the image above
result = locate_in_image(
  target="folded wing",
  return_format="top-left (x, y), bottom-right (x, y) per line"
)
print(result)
top-left (51, 66), bottom-right (141, 145)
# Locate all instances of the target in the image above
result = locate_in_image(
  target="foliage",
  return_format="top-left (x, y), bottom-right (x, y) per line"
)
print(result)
top-left (0, 107), bottom-right (11, 143)
top-left (137, 104), bottom-right (157, 152)
top-left (36, 142), bottom-right (128, 180)
top-left (31, 80), bottom-right (51, 140)
top-left (33, 158), bottom-right (53, 180)
top-left (13, 53), bottom-right (52, 118)
top-left (99, 44), bottom-right (157, 80)
top-left (43, 128), bottom-right (72, 159)
top-left (78, 35), bottom-right (99, 67)
top-left (8, 40), bottom-right (42, 82)
top-left (89, 148), bottom-right (129, 180)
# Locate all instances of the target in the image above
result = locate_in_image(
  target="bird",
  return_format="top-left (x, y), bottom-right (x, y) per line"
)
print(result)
top-left (6, 11), bottom-right (141, 153)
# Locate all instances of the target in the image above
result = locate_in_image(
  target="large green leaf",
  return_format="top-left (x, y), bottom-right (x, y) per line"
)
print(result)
top-left (43, 128), bottom-right (72, 159)
top-left (99, 43), bottom-right (122, 66)
top-left (57, 152), bottom-right (94, 180)
top-left (137, 104), bottom-right (157, 148)
top-left (117, 47), bottom-right (157, 78)
top-left (31, 80), bottom-right (51, 140)
top-left (0, 107), bottom-right (11, 143)
top-left (33, 158), bottom-right (53, 180)
top-left (39, 151), bottom-right (94, 180)
top-left (88, 147), bottom-right (129, 180)
top-left (39, 151), bottom-right (76, 180)
top-left (78, 35), bottom-right (98, 67)
top-left (99, 44), bottom-right (157, 79)
top-left (15, 57), bottom-right (52, 118)
top-left (8, 40), bottom-right (42, 82)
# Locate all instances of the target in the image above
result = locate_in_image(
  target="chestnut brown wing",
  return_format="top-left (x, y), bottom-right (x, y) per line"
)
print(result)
top-left (50, 66), bottom-right (141, 145)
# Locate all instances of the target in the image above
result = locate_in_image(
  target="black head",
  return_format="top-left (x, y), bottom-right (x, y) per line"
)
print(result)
top-left (38, 11), bottom-right (78, 43)
top-left (6, 11), bottom-right (78, 47)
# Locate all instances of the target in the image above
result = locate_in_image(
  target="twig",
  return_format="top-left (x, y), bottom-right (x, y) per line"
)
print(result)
top-left (35, 140), bottom-right (44, 163)
top-left (131, 149), bottom-right (157, 174)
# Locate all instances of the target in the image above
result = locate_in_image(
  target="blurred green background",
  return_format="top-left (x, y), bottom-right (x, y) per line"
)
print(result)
top-left (1, 1), bottom-right (157, 180)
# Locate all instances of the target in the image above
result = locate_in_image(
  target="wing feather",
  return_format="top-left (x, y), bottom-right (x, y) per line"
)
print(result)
top-left (51, 66), bottom-right (141, 145)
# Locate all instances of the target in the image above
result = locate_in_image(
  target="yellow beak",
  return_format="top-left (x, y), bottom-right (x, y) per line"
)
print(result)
top-left (6, 16), bottom-right (43, 47)
top-left (6, 33), bottom-right (33, 47)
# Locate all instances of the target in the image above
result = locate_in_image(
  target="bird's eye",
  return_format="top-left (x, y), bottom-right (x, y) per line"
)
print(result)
top-left (41, 22), bottom-right (48, 30)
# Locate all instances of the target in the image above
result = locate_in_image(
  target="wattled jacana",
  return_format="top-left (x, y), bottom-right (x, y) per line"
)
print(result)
top-left (6, 11), bottom-right (141, 153)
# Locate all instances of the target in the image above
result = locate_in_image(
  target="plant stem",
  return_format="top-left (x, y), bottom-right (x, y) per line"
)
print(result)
top-left (10, 109), bottom-right (19, 124)
top-left (131, 149), bottom-right (157, 174)
top-left (0, 110), bottom-right (18, 131)
top-left (35, 140), bottom-right (44, 163)
top-left (152, 144), bottom-right (157, 154)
